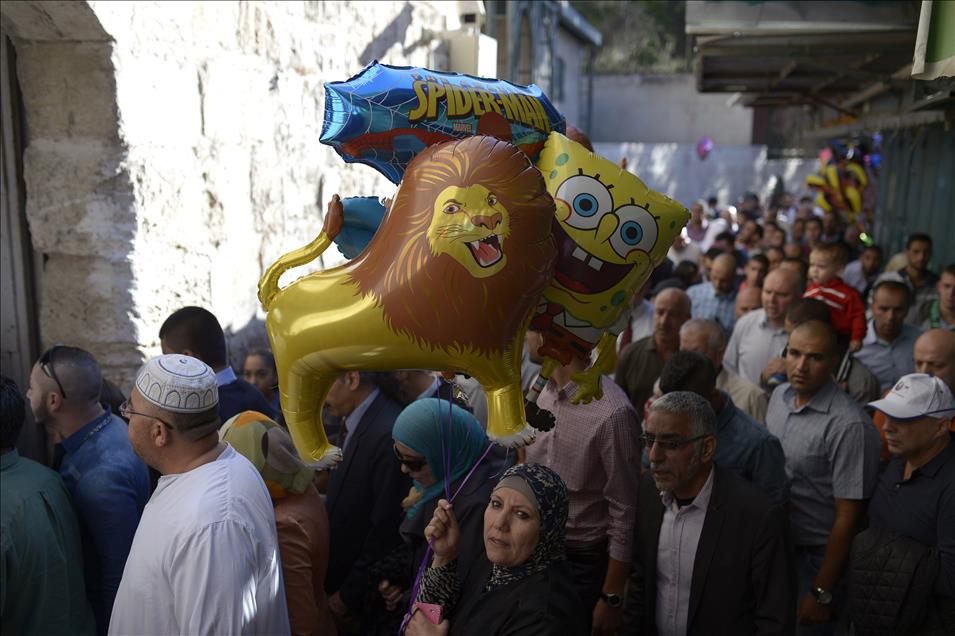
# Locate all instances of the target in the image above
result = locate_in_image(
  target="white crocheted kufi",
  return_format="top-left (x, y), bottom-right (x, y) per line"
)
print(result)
top-left (135, 354), bottom-right (219, 413)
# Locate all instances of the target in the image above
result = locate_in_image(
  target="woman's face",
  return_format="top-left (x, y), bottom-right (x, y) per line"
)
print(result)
top-left (483, 487), bottom-right (541, 567)
top-left (393, 441), bottom-right (437, 487)
top-left (243, 354), bottom-right (278, 399)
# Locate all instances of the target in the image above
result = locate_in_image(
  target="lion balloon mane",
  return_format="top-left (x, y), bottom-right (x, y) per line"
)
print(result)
top-left (258, 135), bottom-right (557, 466)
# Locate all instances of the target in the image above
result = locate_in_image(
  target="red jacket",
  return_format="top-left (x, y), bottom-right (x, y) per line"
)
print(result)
top-left (804, 277), bottom-right (867, 341)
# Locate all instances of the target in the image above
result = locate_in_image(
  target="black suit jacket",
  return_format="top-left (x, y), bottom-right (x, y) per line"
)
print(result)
top-left (622, 466), bottom-right (796, 636)
top-left (325, 392), bottom-right (410, 611)
top-left (217, 378), bottom-right (274, 423)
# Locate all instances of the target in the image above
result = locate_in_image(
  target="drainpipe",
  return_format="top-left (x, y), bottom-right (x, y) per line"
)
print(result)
top-left (586, 46), bottom-right (595, 135)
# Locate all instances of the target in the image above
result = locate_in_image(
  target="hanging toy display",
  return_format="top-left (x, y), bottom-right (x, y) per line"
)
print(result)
top-left (258, 136), bottom-right (557, 466)
top-left (320, 61), bottom-right (566, 184)
top-left (805, 140), bottom-right (869, 223)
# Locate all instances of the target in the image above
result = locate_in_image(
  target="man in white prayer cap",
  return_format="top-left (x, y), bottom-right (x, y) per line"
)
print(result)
top-left (109, 354), bottom-right (290, 635)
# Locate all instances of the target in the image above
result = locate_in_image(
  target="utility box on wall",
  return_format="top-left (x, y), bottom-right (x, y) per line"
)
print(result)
top-left (443, 28), bottom-right (498, 77)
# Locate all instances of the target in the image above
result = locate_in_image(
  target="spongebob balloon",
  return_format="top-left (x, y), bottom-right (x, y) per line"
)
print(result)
top-left (525, 132), bottom-right (689, 418)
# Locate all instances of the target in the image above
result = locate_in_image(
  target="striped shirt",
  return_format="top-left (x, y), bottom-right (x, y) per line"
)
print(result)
top-left (525, 378), bottom-right (641, 562)
top-left (686, 281), bottom-right (738, 334)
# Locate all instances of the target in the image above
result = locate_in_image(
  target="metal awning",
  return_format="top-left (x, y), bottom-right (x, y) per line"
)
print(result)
top-left (687, 1), bottom-right (920, 109)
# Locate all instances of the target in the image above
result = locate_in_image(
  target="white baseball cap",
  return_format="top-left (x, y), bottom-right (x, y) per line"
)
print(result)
top-left (868, 374), bottom-right (955, 420)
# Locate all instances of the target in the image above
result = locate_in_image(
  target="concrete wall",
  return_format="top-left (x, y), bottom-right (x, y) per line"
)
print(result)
top-left (551, 27), bottom-right (584, 128)
top-left (594, 141), bottom-right (814, 211)
top-left (1, 1), bottom-right (460, 388)
top-left (590, 73), bottom-right (753, 145)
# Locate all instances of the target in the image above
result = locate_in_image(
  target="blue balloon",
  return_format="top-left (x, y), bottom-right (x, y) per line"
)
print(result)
top-left (321, 61), bottom-right (565, 184)
top-left (335, 197), bottom-right (387, 259)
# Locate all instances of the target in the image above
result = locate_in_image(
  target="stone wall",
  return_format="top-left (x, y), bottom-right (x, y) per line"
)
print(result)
top-left (3, 1), bottom-right (461, 388)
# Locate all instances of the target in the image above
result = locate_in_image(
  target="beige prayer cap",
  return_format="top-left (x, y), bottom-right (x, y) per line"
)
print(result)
top-left (135, 354), bottom-right (218, 413)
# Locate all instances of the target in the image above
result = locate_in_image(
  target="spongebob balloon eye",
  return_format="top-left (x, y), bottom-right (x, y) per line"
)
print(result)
top-left (555, 175), bottom-right (613, 230)
top-left (610, 205), bottom-right (658, 258)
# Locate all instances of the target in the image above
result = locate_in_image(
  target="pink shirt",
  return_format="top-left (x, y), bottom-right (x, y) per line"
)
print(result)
top-left (524, 379), bottom-right (641, 562)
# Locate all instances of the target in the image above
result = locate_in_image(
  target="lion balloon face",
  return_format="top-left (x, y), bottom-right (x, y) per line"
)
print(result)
top-left (427, 184), bottom-right (512, 278)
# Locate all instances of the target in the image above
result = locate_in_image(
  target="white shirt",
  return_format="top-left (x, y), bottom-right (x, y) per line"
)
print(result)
top-left (109, 445), bottom-right (290, 636)
top-left (656, 468), bottom-right (715, 636)
top-left (343, 388), bottom-right (380, 452)
top-left (616, 299), bottom-right (655, 353)
top-left (723, 308), bottom-right (789, 386)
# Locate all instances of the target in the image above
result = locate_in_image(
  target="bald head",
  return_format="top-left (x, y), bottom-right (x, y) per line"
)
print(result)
top-left (655, 287), bottom-right (691, 314)
top-left (735, 286), bottom-right (762, 319)
top-left (710, 254), bottom-right (737, 295)
top-left (914, 329), bottom-right (955, 391)
top-left (762, 267), bottom-right (803, 326)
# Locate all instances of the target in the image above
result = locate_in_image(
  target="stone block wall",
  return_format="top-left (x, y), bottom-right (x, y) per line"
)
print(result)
top-left (4, 1), bottom-right (460, 388)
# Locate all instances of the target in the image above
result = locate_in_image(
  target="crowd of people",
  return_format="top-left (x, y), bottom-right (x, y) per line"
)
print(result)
top-left (1, 190), bottom-right (953, 636)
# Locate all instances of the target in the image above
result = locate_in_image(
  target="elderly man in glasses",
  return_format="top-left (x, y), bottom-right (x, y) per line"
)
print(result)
top-left (621, 391), bottom-right (795, 636)
top-left (26, 345), bottom-right (150, 635)
top-left (109, 354), bottom-right (289, 635)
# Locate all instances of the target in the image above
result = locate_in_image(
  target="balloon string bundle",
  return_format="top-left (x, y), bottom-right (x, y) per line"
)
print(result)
top-left (400, 433), bottom-right (495, 635)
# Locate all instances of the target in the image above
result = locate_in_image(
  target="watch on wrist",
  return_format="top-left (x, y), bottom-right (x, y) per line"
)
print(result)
top-left (811, 586), bottom-right (833, 605)
top-left (600, 592), bottom-right (623, 608)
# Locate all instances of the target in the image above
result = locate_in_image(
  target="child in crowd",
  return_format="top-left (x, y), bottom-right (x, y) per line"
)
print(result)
top-left (739, 253), bottom-right (769, 291)
top-left (804, 243), bottom-right (866, 352)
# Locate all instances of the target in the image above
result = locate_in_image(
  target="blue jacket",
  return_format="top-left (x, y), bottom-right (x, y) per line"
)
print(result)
top-left (56, 411), bottom-right (150, 634)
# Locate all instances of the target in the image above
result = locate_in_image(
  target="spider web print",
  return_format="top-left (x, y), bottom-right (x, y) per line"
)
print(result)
top-left (321, 62), bottom-right (566, 184)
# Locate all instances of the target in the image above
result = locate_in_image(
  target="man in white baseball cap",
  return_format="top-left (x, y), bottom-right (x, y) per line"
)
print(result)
top-left (865, 373), bottom-right (955, 606)
top-left (109, 354), bottom-right (290, 635)
top-left (868, 373), bottom-right (955, 424)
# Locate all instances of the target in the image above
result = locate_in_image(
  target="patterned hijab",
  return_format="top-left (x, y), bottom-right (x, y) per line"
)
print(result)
top-left (392, 398), bottom-right (488, 518)
top-left (221, 411), bottom-right (315, 499)
top-left (486, 463), bottom-right (568, 591)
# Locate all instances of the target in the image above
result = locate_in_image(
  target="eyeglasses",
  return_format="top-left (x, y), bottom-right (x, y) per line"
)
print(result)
top-left (393, 445), bottom-right (426, 471)
top-left (39, 345), bottom-right (68, 400)
top-left (639, 433), bottom-right (711, 452)
top-left (119, 400), bottom-right (173, 429)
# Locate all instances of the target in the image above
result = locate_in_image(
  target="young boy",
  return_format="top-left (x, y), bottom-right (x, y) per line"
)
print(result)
top-left (804, 242), bottom-right (866, 352)
top-left (739, 253), bottom-right (769, 291)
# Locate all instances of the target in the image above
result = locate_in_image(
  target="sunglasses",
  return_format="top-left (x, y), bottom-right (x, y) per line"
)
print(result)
top-left (639, 433), bottom-right (711, 452)
top-left (393, 445), bottom-right (427, 471)
top-left (39, 345), bottom-right (68, 399)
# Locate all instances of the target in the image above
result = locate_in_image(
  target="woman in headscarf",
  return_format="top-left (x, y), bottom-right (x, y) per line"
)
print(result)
top-left (222, 411), bottom-right (336, 636)
top-left (406, 463), bottom-right (585, 636)
top-left (369, 399), bottom-right (504, 634)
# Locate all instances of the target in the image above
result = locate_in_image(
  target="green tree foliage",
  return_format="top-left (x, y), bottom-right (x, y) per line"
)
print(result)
top-left (571, 0), bottom-right (688, 74)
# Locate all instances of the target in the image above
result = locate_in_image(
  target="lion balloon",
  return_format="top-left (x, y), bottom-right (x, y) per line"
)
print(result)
top-left (257, 136), bottom-right (557, 467)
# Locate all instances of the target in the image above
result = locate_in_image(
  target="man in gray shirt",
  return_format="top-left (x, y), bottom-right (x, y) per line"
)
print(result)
top-left (855, 279), bottom-right (923, 391)
top-left (767, 320), bottom-right (881, 635)
top-left (724, 268), bottom-right (803, 387)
